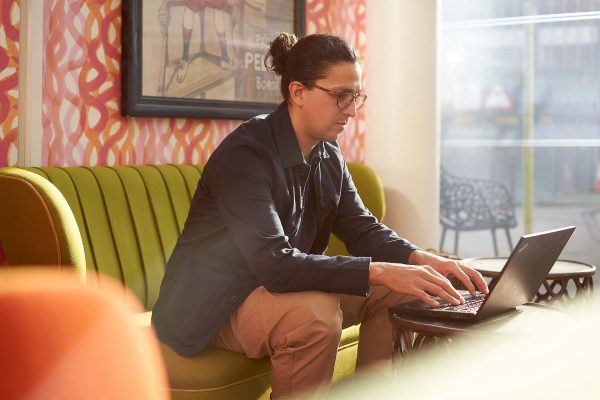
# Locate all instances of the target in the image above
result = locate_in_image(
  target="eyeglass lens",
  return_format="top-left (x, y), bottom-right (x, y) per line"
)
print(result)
top-left (337, 93), bottom-right (366, 109)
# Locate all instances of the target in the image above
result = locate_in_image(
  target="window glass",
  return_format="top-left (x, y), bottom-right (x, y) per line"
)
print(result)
top-left (439, 0), bottom-right (600, 279)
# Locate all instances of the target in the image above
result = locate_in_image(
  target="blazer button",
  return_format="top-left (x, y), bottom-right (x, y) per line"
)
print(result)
top-left (229, 295), bottom-right (239, 304)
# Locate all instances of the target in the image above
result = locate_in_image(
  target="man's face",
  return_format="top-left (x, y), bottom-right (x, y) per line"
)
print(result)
top-left (301, 62), bottom-right (363, 144)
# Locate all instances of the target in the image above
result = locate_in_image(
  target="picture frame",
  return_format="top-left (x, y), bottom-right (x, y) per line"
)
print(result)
top-left (122, 0), bottom-right (305, 119)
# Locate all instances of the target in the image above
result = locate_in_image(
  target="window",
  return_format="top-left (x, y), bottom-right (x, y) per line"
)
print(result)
top-left (439, 0), bottom-right (600, 273)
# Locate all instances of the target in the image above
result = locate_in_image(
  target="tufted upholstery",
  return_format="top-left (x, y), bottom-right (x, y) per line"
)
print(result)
top-left (0, 163), bottom-right (385, 399)
top-left (15, 165), bottom-right (202, 309)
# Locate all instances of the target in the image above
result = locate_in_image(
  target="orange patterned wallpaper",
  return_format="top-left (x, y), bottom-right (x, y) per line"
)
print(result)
top-left (42, 0), bottom-right (366, 166)
top-left (0, 0), bottom-right (20, 167)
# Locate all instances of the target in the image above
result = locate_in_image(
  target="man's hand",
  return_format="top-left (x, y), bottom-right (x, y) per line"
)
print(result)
top-left (409, 250), bottom-right (489, 297)
top-left (369, 262), bottom-right (465, 307)
top-left (369, 250), bottom-right (489, 307)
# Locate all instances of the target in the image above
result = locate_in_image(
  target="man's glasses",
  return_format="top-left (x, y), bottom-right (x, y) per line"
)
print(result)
top-left (304, 83), bottom-right (367, 110)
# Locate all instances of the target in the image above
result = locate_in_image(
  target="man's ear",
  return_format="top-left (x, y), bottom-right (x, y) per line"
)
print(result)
top-left (288, 81), bottom-right (304, 107)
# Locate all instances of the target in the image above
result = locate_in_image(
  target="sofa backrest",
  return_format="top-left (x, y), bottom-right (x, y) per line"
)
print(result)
top-left (0, 163), bottom-right (384, 311)
top-left (324, 163), bottom-right (386, 257)
top-left (19, 165), bottom-right (202, 310)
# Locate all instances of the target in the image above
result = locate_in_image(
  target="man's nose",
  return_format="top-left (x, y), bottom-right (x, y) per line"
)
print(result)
top-left (342, 99), bottom-right (358, 117)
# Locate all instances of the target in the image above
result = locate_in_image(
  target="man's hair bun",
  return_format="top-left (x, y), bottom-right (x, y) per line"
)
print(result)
top-left (264, 32), bottom-right (298, 75)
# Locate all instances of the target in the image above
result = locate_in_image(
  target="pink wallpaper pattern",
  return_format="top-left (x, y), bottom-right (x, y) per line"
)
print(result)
top-left (0, 0), bottom-right (20, 167)
top-left (41, 0), bottom-right (367, 166)
top-left (307, 0), bottom-right (367, 162)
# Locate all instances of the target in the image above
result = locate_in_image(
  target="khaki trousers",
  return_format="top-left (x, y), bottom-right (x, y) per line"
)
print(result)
top-left (209, 286), bottom-right (412, 399)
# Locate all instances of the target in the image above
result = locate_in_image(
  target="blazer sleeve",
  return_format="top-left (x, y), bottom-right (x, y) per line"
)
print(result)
top-left (331, 159), bottom-right (420, 263)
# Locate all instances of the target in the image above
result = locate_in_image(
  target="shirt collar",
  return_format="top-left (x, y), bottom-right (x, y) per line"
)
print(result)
top-left (268, 102), bottom-right (331, 168)
top-left (308, 142), bottom-right (329, 164)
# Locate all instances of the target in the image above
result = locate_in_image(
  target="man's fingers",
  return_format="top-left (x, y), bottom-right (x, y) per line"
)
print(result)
top-left (462, 266), bottom-right (489, 294)
top-left (422, 281), bottom-right (462, 305)
top-left (422, 269), bottom-right (465, 303)
top-left (474, 272), bottom-right (489, 294)
top-left (414, 290), bottom-right (439, 307)
top-left (443, 261), bottom-right (489, 297)
top-left (422, 265), bottom-right (460, 292)
top-left (453, 267), bottom-right (477, 296)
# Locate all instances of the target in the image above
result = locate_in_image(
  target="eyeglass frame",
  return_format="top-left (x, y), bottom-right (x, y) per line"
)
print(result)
top-left (303, 82), bottom-right (367, 110)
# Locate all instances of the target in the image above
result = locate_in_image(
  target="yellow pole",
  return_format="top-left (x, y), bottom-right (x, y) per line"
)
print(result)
top-left (522, 2), bottom-right (535, 234)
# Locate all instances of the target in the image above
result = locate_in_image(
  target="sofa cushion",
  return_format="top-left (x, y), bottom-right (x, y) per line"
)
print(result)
top-left (136, 312), bottom-right (359, 400)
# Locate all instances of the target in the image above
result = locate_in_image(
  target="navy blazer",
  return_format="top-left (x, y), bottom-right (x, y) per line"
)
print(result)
top-left (152, 103), bottom-right (418, 356)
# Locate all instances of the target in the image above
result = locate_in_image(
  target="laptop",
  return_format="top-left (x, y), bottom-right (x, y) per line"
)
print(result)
top-left (389, 226), bottom-right (576, 321)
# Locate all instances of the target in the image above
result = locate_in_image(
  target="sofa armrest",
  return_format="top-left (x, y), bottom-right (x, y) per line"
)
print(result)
top-left (0, 168), bottom-right (86, 277)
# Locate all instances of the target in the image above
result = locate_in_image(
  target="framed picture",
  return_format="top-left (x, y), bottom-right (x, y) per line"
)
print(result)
top-left (122, 0), bottom-right (305, 119)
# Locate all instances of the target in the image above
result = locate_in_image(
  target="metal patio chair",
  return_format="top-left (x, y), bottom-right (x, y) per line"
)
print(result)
top-left (439, 168), bottom-right (517, 256)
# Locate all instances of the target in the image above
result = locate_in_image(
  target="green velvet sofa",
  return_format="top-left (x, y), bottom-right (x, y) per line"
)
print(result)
top-left (0, 163), bottom-right (386, 399)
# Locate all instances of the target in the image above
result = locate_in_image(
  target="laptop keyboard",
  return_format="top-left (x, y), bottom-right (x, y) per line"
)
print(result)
top-left (436, 293), bottom-right (486, 312)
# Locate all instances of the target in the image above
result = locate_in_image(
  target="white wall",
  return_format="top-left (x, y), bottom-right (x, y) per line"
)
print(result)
top-left (365, 0), bottom-right (439, 249)
top-left (17, 0), bottom-right (43, 166)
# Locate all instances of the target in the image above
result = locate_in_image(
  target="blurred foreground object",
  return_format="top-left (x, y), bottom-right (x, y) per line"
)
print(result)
top-left (389, 303), bottom-right (579, 361)
top-left (324, 293), bottom-right (599, 399)
top-left (0, 268), bottom-right (168, 400)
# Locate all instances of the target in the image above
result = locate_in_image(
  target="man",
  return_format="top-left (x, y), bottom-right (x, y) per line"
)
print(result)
top-left (152, 33), bottom-right (488, 399)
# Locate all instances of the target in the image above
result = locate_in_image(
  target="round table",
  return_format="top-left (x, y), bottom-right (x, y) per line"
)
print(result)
top-left (389, 303), bottom-right (580, 363)
top-left (463, 257), bottom-right (596, 305)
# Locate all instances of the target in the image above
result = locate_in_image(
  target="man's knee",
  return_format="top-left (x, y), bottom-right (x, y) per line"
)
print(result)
top-left (369, 286), bottom-right (414, 308)
top-left (272, 292), bottom-right (342, 349)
